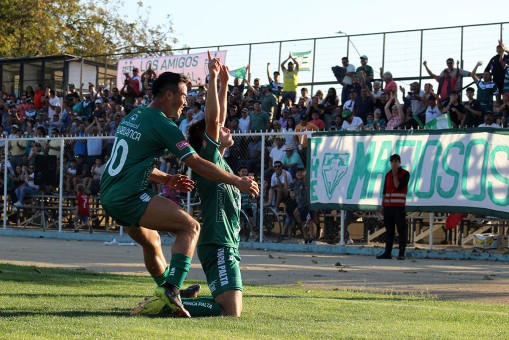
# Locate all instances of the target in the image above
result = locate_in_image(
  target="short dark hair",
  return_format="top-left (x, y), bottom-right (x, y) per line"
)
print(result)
top-left (152, 72), bottom-right (189, 98)
top-left (390, 154), bottom-right (401, 162)
top-left (188, 119), bottom-right (206, 154)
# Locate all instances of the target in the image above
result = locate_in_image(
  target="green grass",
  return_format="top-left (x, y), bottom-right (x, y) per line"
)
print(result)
top-left (0, 264), bottom-right (507, 339)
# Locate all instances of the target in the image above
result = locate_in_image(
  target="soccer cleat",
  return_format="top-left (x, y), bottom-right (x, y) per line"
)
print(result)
top-left (180, 284), bottom-right (201, 299)
top-left (155, 285), bottom-right (191, 318)
top-left (130, 296), bottom-right (165, 316)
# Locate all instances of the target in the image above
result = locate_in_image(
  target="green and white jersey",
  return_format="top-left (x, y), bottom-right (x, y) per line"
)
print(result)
top-left (194, 134), bottom-right (241, 248)
top-left (100, 108), bottom-right (195, 205)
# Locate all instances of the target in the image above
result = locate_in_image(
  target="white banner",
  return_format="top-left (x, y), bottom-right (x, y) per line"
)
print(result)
top-left (116, 50), bottom-right (228, 88)
top-left (308, 130), bottom-right (509, 218)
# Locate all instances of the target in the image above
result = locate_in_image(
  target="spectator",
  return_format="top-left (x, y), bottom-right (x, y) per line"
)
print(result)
top-left (342, 89), bottom-right (358, 114)
top-left (74, 183), bottom-right (92, 233)
top-left (238, 108), bottom-right (250, 133)
top-left (440, 57), bottom-right (471, 93)
top-left (266, 63), bottom-right (283, 97)
top-left (259, 85), bottom-right (278, 120)
top-left (293, 168), bottom-right (316, 244)
top-left (356, 85), bottom-right (375, 124)
top-left (46, 128), bottom-right (61, 159)
top-left (179, 109), bottom-right (195, 136)
top-left (373, 108), bottom-right (387, 130)
top-left (462, 87), bottom-right (483, 127)
top-left (279, 108), bottom-right (290, 129)
top-left (384, 94), bottom-right (404, 130)
top-left (478, 111), bottom-right (501, 128)
top-left (306, 95), bottom-right (325, 119)
top-left (24, 86), bottom-right (35, 102)
top-left (280, 188), bottom-right (297, 241)
top-left (280, 53), bottom-right (300, 104)
top-left (267, 160), bottom-right (293, 209)
top-left (299, 87), bottom-right (311, 106)
top-left (341, 109), bottom-right (364, 131)
top-left (339, 57), bottom-right (356, 105)
top-left (281, 144), bottom-right (304, 178)
top-left (14, 164), bottom-right (39, 207)
top-left (72, 155), bottom-right (92, 194)
top-left (9, 126), bottom-right (25, 168)
top-left (441, 91), bottom-right (464, 127)
top-left (33, 84), bottom-right (45, 110)
top-left (284, 116), bottom-right (297, 148)
top-left (422, 91), bottom-right (443, 125)
top-left (356, 55), bottom-right (374, 90)
top-left (422, 60), bottom-right (460, 102)
top-left (65, 158), bottom-right (78, 192)
top-left (471, 61), bottom-right (497, 113)
top-left (400, 83), bottom-right (425, 117)
top-left (48, 110), bottom-right (64, 133)
top-left (310, 111), bottom-right (325, 130)
top-left (321, 87), bottom-right (340, 129)
top-left (249, 100), bottom-right (270, 132)
top-left (372, 81), bottom-right (383, 97)
top-left (294, 114), bottom-right (319, 155)
top-left (330, 114), bottom-right (343, 131)
top-left (84, 118), bottom-right (103, 166)
top-left (89, 157), bottom-right (106, 195)
top-left (379, 69), bottom-right (397, 96)
top-left (130, 68), bottom-right (143, 94)
top-left (268, 136), bottom-right (287, 172)
top-left (365, 112), bottom-right (375, 130)
top-left (110, 87), bottom-right (123, 105)
top-left (246, 136), bottom-right (262, 174)
top-left (485, 40), bottom-right (509, 103)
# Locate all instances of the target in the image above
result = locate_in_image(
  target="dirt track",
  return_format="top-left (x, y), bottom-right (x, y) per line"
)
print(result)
top-left (1, 236), bottom-right (508, 303)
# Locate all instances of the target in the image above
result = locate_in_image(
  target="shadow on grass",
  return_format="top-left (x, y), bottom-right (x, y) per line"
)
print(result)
top-left (0, 310), bottom-right (130, 318)
top-left (244, 293), bottom-right (430, 302)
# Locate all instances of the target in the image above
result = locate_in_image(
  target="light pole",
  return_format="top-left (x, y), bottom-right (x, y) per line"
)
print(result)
top-left (336, 31), bottom-right (361, 58)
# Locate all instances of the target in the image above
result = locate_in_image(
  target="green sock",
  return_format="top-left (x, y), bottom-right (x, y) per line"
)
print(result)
top-left (181, 297), bottom-right (222, 317)
top-left (152, 266), bottom-right (170, 286)
top-left (165, 253), bottom-right (192, 289)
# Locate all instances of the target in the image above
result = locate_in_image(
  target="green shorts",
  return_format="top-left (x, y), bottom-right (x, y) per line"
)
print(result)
top-left (100, 189), bottom-right (156, 227)
top-left (197, 245), bottom-right (243, 298)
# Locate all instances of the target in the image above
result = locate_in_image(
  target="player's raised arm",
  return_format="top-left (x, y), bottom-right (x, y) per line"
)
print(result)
top-left (218, 64), bottom-right (230, 126)
top-left (205, 51), bottom-right (221, 141)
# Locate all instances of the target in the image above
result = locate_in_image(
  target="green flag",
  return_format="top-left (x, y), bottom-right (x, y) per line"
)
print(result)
top-left (228, 66), bottom-right (247, 79)
top-left (291, 50), bottom-right (312, 71)
top-left (425, 113), bottom-right (453, 130)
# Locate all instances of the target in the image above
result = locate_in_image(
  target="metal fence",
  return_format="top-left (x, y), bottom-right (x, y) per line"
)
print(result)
top-left (1, 133), bottom-right (508, 252)
top-left (116, 22), bottom-right (509, 98)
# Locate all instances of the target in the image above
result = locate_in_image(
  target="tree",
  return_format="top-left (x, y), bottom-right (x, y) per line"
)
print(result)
top-left (0, 0), bottom-right (177, 60)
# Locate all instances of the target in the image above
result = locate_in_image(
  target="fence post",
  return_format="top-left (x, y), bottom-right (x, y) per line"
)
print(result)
top-left (3, 140), bottom-right (8, 229)
top-left (339, 210), bottom-right (345, 246)
top-left (259, 133), bottom-right (266, 243)
top-left (429, 212), bottom-right (434, 251)
top-left (58, 138), bottom-right (65, 232)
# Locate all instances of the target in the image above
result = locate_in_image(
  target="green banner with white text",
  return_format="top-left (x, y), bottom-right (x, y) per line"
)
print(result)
top-left (308, 129), bottom-right (509, 219)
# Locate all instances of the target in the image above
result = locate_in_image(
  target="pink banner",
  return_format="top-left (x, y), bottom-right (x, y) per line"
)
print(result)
top-left (116, 50), bottom-right (227, 88)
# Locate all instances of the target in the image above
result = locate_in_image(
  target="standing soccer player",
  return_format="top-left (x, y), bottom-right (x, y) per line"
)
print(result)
top-left (100, 71), bottom-right (259, 318)
top-left (376, 154), bottom-right (410, 260)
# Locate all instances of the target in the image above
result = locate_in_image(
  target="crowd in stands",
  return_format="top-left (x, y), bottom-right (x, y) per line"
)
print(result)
top-left (0, 40), bottom-right (508, 239)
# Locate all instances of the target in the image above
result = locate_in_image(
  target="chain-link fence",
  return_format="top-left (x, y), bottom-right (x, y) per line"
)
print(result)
top-left (1, 133), bottom-right (508, 252)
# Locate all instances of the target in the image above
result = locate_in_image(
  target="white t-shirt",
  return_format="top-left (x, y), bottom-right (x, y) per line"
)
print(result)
top-left (270, 170), bottom-right (293, 187)
top-left (425, 105), bottom-right (442, 124)
top-left (179, 119), bottom-right (194, 136)
top-left (343, 64), bottom-right (356, 85)
top-left (478, 122), bottom-right (501, 128)
top-left (239, 116), bottom-right (250, 133)
top-left (269, 145), bottom-right (286, 165)
top-left (343, 99), bottom-right (356, 112)
top-left (48, 96), bottom-right (61, 119)
top-left (87, 138), bottom-right (102, 157)
top-left (342, 116), bottom-right (364, 131)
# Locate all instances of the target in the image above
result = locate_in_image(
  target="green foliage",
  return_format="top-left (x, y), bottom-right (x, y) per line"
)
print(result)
top-left (0, 264), bottom-right (507, 339)
top-left (0, 0), bottom-right (176, 60)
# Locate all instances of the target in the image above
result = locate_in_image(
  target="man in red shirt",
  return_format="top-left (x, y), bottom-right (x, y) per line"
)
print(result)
top-left (33, 84), bottom-right (45, 110)
top-left (377, 154), bottom-right (410, 260)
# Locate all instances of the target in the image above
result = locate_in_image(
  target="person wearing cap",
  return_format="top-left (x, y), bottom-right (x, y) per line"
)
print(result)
top-left (377, 154), bottom-right (410, 260)
top-left (238, 108), bottom-right (250, 133)
top-left (356, 55), bottom-right (374, 90)
top-left (341, 109), bottom-right (364, 131)
top-left (462, 87), bottom-right (483, 127)
top-left (266, 62), bottom-right (283, 96)
top-left (281, 144), bottom-right (304, 178)
top-left (422, 60), bottom-right (460, 102)
top-left (478, 111), bottom-right (501, 128)
top-left (249, 100), bottom-right (270, 132)
top-left (280, 53), bottom-right (299, 104)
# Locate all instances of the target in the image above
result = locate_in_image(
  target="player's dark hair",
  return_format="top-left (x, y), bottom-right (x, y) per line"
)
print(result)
top-left (188, 119), bottom-right (206, 154)
top-left (152, 72), bottom-right (189, 98)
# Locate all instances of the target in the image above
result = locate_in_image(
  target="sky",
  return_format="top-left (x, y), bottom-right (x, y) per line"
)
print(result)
top-left (122, 0), bottom-right (508, 48)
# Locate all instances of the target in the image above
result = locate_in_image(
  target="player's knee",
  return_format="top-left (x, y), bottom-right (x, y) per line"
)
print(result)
top-left (186, 220), bottom-right (200, 238)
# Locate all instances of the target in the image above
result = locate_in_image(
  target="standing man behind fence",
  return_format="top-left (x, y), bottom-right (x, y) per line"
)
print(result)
top-left (377, 154), bottom-right (410, 260)
top-left (280, 53), bottom-right (299, 105)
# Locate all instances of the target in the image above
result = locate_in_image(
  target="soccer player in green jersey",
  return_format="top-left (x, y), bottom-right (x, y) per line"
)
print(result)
top-left (130, 53), bottom-right (250, 318)
top-left (101, 70), bottom-right (259, 318)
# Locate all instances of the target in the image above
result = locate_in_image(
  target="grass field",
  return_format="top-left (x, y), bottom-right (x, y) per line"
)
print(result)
top-left (0, 264), bottom-right (507, 339)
